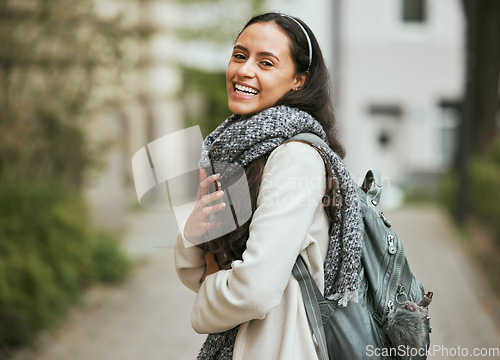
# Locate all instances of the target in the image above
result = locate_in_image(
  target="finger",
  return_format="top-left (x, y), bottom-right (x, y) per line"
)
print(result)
top-left (201, 190), bottom-right (225, 206)
top-left (202, 201), bottom-right (226, 216)
top-left (201, 251), bottom-right (220, 282)
top-left (196, 168), bottom-right (209, 199)
top-left (197, 173), bottom-right (221, 199)
top-left (199, 168), bottom-right (208, 183)
top-left (213, 202), bottom-right (227, 214)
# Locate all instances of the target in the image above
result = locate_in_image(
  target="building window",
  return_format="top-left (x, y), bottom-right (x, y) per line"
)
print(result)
top-left (402, 0), bottom-right (427, 23)
top-left (367, 104), bottom-right (403, 150)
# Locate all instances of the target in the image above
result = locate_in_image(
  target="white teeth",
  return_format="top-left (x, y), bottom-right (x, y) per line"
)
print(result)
top-left (235, 84), bottom-right (259, 95)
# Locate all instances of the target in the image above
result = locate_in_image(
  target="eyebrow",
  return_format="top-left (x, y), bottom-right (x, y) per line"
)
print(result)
top-left (233, 45), bottom-right (280, 62)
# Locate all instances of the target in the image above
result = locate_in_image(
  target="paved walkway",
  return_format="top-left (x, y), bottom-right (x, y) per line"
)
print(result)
top-left (11, 205), bottom-right (500, 360)
top-left (11, 210), bottom-right (205, 360)
top-left (386, 206), bottom-right (500, 359)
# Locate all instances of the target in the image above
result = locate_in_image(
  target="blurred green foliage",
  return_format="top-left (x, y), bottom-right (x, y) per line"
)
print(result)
top-left (180, 67), bottom-right (232, 136)
top-left (439, 139), bottom-right (500, 297)
top-left (91, 231), bottom-right (131, 283)
top-left (0, 1), bottom-right (143, 355)
top-left (467, 158), bottom-right (500, 237)
top-left (0, 0), bottom-right (150, 186)
top-left (176, 0), bottom-right (263, 132)
top-left (176, 0), bottom-right (265, 43)
top-left (440, 139), bottom-right (500, 245)
top-left (0, 182), bottom-right (131, 353)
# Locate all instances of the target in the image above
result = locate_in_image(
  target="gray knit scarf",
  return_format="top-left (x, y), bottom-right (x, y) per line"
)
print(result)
top-left (196, 105), bottom-right (363, 360)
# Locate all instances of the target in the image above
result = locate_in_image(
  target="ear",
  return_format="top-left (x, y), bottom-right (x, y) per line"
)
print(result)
top-left (293, 71), bottom-right (310, 90)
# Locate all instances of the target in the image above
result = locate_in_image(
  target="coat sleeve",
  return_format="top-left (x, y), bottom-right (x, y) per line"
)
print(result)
top-left (174, 223), bottom-right (206, 293)
top-left (190, 141), bottom-right (326, 334)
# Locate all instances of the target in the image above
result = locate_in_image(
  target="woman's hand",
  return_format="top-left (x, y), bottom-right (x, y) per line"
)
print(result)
top-left (201, 251), bottom-right (221, 282)
top-left (183, 168), bottom-right (226, 246)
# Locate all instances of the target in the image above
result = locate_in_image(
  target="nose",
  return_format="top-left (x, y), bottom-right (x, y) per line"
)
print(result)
top-left (236, 61), bottom-right (256, 78)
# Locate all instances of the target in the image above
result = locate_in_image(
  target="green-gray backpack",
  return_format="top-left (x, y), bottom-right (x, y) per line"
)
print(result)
top-left (289, 133), bottom-right (433, 360)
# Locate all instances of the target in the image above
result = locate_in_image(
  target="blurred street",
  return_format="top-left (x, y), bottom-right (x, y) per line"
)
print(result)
top-left (11, 204), bottom-right (500, 360)
top-left (387, 206), bottom-right (500, 359)
top-left (3, 1), bottom-right (499, 360)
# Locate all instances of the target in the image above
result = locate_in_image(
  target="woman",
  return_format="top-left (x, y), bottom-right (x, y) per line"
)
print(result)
top-left (175, 12), bottom-right (363, 359)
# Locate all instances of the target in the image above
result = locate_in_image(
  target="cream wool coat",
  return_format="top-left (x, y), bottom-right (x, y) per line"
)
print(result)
top-left (175, 141), bottom-right (330, 360)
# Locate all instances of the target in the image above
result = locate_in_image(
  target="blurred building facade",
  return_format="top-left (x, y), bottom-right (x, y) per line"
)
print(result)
top-left (85, 0), bottom-right (465, 229)
top-left (267, 0), bottom-right (465, 207)
top-left (85, 0), bottom-right (184, 230)
top-left (337, 0), bottom-right (465, 193)
top-left (180, 0), bottom-right (465, 201)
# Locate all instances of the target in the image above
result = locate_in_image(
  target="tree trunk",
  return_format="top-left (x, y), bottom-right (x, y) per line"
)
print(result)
top-left (462, 0), bottom-right (500, 155)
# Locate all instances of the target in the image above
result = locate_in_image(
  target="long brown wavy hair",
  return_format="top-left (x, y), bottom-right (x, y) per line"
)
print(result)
top-left (204, 13), bottom-right (345, 268)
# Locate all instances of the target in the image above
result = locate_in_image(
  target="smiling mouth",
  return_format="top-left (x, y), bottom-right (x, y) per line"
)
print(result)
top-left (234, 84), bottom-right (260, 96)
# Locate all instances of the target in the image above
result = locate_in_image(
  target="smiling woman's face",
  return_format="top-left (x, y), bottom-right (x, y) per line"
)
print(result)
top-left (226, 22), bottom-right (307, 117)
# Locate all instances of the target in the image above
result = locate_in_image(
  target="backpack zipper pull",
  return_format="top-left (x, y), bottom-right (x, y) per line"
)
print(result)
top-left (386, 300), bottom-right (394, 315)
top-left (379, 212), bottom-right (392, 228)
top-left (387, 234), bottom-right (396, 254)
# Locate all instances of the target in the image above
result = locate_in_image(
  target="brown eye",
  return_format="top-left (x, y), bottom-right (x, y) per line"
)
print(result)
top-left (233, 53), bottom-right (246, 60)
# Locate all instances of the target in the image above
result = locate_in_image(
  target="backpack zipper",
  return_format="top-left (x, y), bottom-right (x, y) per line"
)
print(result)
top-left (384, 235), bottom-right (405, 320)
top-left (374, 233), bottom-right (397, 310)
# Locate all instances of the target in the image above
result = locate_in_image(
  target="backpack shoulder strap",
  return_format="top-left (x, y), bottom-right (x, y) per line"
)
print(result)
top-left (288, 133), bottom-right (383, 208)
top-left (287, 132), bottom-right (329, 148)
top-left (287, 133), bottom-right (339, 221)
top-left (293, 256), bottom-right (329, 360)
